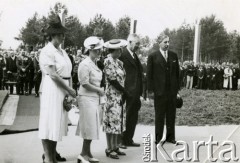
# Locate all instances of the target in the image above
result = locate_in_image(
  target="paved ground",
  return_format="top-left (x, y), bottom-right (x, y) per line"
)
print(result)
top-left (0, 95), bottom-right (39, 133)
top-left (0, 95), bottom-right (240, 163)
top-left (0, 124), bottom-right (240, 163)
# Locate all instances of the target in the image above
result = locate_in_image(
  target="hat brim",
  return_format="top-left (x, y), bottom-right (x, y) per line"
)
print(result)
top-left (84, 37), bottom-right (104, 50)
top-left (104, 39), bottom-right (128, 49)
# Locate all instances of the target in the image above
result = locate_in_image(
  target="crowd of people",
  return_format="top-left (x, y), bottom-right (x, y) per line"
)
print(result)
top-left (179, 61), bottom-right (240, 90)
top-left (0, 49), bottom-right (41, 96)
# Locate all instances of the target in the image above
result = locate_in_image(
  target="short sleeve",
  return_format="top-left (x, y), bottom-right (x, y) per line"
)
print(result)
top-left (104, 58), bottom-right (117, 80)
top-left (78, 63), bottom-right (90, 85)
top-left (39, 49), bottom-right (55, 67)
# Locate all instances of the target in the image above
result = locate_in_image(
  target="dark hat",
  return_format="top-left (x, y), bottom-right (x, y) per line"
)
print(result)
top-left (176, 96), bottom-right (183, 108)
top-left (45, 15), bottom-right (68, 35)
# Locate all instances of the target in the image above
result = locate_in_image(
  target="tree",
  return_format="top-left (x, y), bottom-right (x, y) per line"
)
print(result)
top-left (200, 15), bottom-right (229, 63)
top-left (18, 13), bottom-right (43, 47)
top-left (86, 14), bottom-right (116, 41)
top-left (115, 16), bottom-right (131, 39)
top-left (64, 16), bottom-right (86, 48)
top-left (154, 24), bottom-right (194, 61)
top-left (48, 2), bottom-right (68, 20)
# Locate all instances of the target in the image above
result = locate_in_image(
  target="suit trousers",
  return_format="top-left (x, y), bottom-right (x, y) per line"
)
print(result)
top-left (154, 94), bottom-right (176, 144)
top-left (186, 76), bottom-right (193, 89)
top-left (122, 93), bottom-right (141, 144)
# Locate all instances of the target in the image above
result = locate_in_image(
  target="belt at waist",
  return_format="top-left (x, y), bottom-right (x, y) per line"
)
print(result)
top-left (62, 77), bottom-right (71, 80)
top-left (46, 74), bottom-right (71, 80)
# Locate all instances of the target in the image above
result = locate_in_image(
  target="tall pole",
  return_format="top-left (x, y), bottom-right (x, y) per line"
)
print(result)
top-left (130, 18), bottom-right (137, 34)
top-left (58, 8), bottom-right (66, 49)
top-left (193, 19), bottom-right (201, 63)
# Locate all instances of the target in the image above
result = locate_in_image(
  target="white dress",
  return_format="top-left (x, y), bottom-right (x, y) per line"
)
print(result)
top-left (223, 68), bottom-right (233, 89)
top-left (76, 57), bottom-right (102, 140)
top-left (38, 42), bottom-right (72, 141)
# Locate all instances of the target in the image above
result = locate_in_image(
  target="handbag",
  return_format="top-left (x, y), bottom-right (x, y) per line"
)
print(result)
top-left (176, 96), bottom-right (183, 108)
top-left (63, 95), bottom-right (73, 112)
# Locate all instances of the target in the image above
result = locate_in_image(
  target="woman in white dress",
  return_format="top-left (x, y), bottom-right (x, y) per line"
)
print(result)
top-left (76, 36), bottom-right (105, 163)
top-left (223, 65), bottom-right (233, 89)
top-left (38, 16), bottom-right (76, 163)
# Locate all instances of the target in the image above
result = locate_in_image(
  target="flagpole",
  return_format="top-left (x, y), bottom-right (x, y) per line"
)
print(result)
top-left (58, 9), bottom-right (66, 49)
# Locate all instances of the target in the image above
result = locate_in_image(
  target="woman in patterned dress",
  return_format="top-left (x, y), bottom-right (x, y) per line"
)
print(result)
top-left (103, 39), bottom-right (129, 159)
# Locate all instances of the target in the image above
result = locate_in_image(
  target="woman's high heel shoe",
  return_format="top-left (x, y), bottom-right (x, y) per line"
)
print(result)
top-left (77, 155), bottom-right (90, 163)
top-left (105, 149), bottom-right (119, 159)
top-left (114, 148), bottom-right (126, 156)
top-left (42, 153), bottom-right (66, 162)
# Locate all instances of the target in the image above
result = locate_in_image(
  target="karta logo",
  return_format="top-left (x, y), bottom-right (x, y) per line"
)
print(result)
top-left (142, 134), bottom-right (239, 162)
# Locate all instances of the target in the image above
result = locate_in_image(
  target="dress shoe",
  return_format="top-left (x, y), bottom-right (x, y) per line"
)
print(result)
top-left (165, 139), bottom-right (177, 144)
top-left (56, 152), bottom-right (66, 161)
top-left (77, 155), bottom-right (90, 163)
top-left (105, 149), bottom-right (119, 159)
top-left (119, 144), bottom-right (127, 149)
top-left (125, 141), bottom-right (140, 147)
top-left (42, 152), bottom-right (66, 162)
top-left (114, 148), bottom-right (126, 156)
top-left (88, 157), bottom-right (99, 162)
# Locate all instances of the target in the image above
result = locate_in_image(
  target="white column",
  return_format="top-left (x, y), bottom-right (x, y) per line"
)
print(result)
top-left (58, 9), bottom-right (66, 49)
top-left (193, 19), bottom-right (201, 63)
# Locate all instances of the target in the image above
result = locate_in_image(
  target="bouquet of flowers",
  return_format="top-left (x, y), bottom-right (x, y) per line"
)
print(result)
top-left (63, 95), bottom-right (76, 112)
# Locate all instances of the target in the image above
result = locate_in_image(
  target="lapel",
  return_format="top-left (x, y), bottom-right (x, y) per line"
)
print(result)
top-left (156, 50), bottom-right (167, 68)
top-left (124, 49), bottom-right (137, 68)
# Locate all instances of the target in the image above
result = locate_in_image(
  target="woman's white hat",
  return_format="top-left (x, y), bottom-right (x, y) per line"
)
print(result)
top-left (84, 36), bottom-right (104, 50)
top-left (104, 39), bottom-right (128, 49)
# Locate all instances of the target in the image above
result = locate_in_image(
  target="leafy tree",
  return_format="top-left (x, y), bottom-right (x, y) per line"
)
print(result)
top-left (154, 25), bottom-right (194, 61)
top-left (65, 16), bottom-right (86, 48)
top-left (115, 16), bottom-right (131, 39)
top-left (18, 13), bottom-right (43, 47)
top-left (86, 14), bottom-right (116, 41)
top-left (48, 2), bottom-right (68, 20)
top-left (200, 15), bottom-right (229, 63)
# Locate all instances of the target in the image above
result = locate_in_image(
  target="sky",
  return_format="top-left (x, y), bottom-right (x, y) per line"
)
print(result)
top-left (0, 0), bottom-right (240, 49)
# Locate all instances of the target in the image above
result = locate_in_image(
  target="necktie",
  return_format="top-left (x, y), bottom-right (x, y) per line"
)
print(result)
top-left (164, 51), bottom-right (167, 61)
top-left (133, 52), bottom-right (137, 60)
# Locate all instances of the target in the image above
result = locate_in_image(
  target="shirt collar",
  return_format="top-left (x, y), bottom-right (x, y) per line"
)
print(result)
top-left (127, 47), bottom-right (134, 58)
top-left (159, 48), bottom-right (168, 56)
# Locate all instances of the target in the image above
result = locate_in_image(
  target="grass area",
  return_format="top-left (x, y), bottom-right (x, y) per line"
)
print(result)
top-left (138, 89), bottom-right (240, 126)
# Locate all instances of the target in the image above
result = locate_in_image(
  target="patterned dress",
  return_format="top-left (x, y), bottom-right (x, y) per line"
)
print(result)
top-left (103, 56), bottom-right (126, 134)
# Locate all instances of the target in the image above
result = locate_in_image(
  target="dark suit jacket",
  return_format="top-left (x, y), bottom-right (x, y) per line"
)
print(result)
top-left (147, 50), bottom-right (180, 96)
top-left (119, 48), bottom-right (143, 96)
top-left (6, 57), bottom-right (17, 73)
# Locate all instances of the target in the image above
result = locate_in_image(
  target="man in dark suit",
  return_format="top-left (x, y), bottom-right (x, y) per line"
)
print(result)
top-left (119, 34), bottom-right (143, 147)
top-left (16, 51), bottom-right (32, 95)
top-left (33, 50), bottom-right (42, 97)
top-left (232, 64), bottom-right (239, 90)
top-left (147, 34), bottom-right (180, 145)
top-left (28, 51), bottom-right (35, 95)
top-left (6, 51), bottom-right (18, 94)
